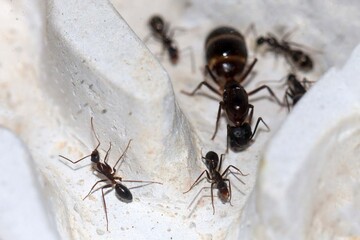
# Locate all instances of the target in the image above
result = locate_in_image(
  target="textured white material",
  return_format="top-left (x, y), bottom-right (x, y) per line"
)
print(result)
top-left (237, 45), bottom-right (360, 239)
top-left (1, 0), bottom-right (360, 239)
top-left (0, 127), bottom-right (59, 240)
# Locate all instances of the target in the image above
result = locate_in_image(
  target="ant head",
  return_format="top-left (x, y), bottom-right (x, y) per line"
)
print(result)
top-left (227, 123), bottom-right (252, 151)
top-left (202, 151), bottom-right (219, 171)
top-left (288, 73), bottom-right (296, 81)
top-left (115, 183), bottom-right (133, 203)
top-left (291, 50), bottom-right (313, 71)
top-left (90, 149), bottom-right (100, 163)
top-left (149, 15), bottom-right (164, 32)
top-left (256, 36), bottom-right (265, 45)
top-left (217, 181), bottom-right (230, 203)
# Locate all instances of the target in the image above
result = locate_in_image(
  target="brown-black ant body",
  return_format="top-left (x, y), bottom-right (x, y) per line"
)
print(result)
top-left (256, 33), bottom-right (313, 72)
top-left (284, 73), bottom-right (311, 110)
top-left (59, 118), bottom-right (161, 231)
top-left (148, 15), bottom-right (179, 64)
top-left (182, 26), bottom-right (283, 151)
top-left (183, 151), bottom-right (248, 214)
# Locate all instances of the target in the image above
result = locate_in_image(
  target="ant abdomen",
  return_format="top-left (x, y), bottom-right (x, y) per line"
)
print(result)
top-left (115, 184), bottom-right (133, 203)
top-left (205, 26), bottom-right (248, 82)
top-left (217, 181), bottom-right (230, 203)
top-left (290, 50), bottom-right (313, 71)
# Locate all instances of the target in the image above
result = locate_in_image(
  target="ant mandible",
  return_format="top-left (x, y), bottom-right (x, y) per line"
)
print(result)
top-left (183, 151), bottom-right (248, 214)
top-left (256, 32), bottom-right (314, 72)
top-left (59, 118), bottom-right (162, 231)
top-left (182, 26), bottom-right (283, 151)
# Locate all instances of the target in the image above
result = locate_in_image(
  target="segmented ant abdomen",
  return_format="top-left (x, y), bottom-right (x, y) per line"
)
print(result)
top-left (115, 183), bottom-right (133, 203)
top-left (168, 43), bottom-right (179, 64)
top-left (290, 50), bottom-right (313, 71)
top-left (227, 123), bottom-right (252, 151)
top-left (217, 181), bottom-right (230, 203)
top-left (205, 26), bottom-right (248, 79)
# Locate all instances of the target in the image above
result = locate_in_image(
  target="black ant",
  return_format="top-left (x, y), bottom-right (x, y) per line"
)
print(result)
top-left (182, 26), bottom-right (283, 151)
top-left (256, 32), bottom-right (313, 72)
top-left (148, 15), bottom-right (179, 64)
top-left (59, 119), bottom-right (161, 231)
top-left (284, 73), bottom-right (313, 110)
top-left (183, 151), bottom-right (248, 214)
top-left (147, 15), bottom-right (195, 72)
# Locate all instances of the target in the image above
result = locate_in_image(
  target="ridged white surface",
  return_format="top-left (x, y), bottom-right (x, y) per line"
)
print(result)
top-left (1, 0), bottom-right (360, 239)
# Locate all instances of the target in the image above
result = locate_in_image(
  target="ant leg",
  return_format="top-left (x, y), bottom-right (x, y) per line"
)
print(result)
top-left (247, 104), bottom-right (254, 124)
top-left (100, 184), bottom-right (113, 231)
top-left (90, 117), bottom-right (101, 150)
top-left (121, 179), bottom-right (162, 185)
top-left (180, 46), bottom-right (196, 73)
top-left (59, 117), bottom-right (101, 164)
top-left (250, 117), bottom-right (270, 140)
top-left (59, 154), bottom-right (92, 164)
top-left (181, 81), bottom-right (221, 96)
top-left (103, 143), bottom-right (112, 169)
top-left (240, 58), bottom-right (258, 81)
top-left (224, 178), bottom-right (233, 206)
top-left (112, 139), bottom-right (132, 172)
top-left (183, 170), bottom-right (211, 194)
top-left (83, 179), bottom-right (109, 200)
top-left (218, 153), bottom-right (225, 173)
top-left (222, 165), bottom-right (249, 177)
top-left (211, 182), bottom-right (216, 214)
top-left (211, 101), bottom-right (224, 140)
top-left (285, 90), bottom-right (293, 112)
top-left (248, 85), bottom-right (285, 106)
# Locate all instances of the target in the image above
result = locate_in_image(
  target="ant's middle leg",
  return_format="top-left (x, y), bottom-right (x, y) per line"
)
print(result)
top-left (211, 101), bottom-right (224, 140)
top-left (183, 170), bottom-right (211, 194)
top-left (248, 85), bottom-right (285, 106)
top-left (222, 165), bottom-right (249, 178)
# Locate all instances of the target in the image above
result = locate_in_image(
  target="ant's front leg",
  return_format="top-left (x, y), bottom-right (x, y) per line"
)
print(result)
top-left (183, 170), bottom-right (211, 194)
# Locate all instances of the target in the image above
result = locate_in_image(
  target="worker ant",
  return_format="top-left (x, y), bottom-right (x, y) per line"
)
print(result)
top-left (147, 15), bottom-right (195, 71)
top-left (284, 73), bottom-right (313, 110)
top-left (59, 118), bottom-right (161, 231)
top-left (256, 32), bottom-right (314, 72)
top-left (183, 151), bottom-right (248, 214)
top-left (148, 15), bottom-right (179, 64)
top-left (182, 26), bottom-right (283, 151)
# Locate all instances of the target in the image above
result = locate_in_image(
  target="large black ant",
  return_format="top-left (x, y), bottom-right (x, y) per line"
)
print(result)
top-left (182, 26), bottom-right (283, 151)
top-left (256, 32), bottom-right (314, 72)
top-left (59, 118), bottom-right (161, 231)
top-left (183, 151), bottom-right (248, 214)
